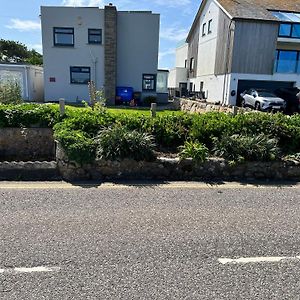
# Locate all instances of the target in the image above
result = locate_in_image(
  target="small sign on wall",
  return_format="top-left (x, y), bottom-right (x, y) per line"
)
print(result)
top-left (49, 77), bottom-right (56, 82)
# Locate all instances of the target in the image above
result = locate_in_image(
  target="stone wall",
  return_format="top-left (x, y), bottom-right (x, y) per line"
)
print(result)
top-left (174, 98), bottom-right (248, 114)
top-left (0, 128), bottom-right (55, 161)
top-left (56, 145), bottom-right (300, 181)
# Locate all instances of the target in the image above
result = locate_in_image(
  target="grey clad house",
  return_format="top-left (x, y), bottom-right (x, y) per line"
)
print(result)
top-left (179, 0), bottom-right (300, 105)
top-left (41, 5), bottom-right (160, 104)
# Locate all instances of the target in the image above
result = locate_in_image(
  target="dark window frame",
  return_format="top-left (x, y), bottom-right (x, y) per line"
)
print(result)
top-left (278, 22), bottom-right (300, 39)
top-left (190, 57), bottom-right (195, 71)
top-left (70, 66), bottom-right (91, 85)
top-left (202, 23), bottom-right (206, 36)
top-left (142, 74), bottom-right (156, 91)
top-left (208, 19), bottom-right (213, 34)
top-left (274, 49), bottom-right (300, 73)
top-left (88, 28), bottom-right (102, 44)
top-left (53, 27), bottom-right (74, 47)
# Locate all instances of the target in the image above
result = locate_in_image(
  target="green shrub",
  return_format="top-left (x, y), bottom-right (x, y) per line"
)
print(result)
top-left (54, 129), bottom-right (96, 164)
top-left (0, 81), bottom-right (22, 104)
top-left (95, 125), bottom-right (156, 161)
top-left (143, 96), bottom-right (157, 106)
top-left (0, 103), bottom-right (61, 128)
top-left (179, 141), bottom-right (208, 162)
top-left (213, 133), bottom-right (280, 162)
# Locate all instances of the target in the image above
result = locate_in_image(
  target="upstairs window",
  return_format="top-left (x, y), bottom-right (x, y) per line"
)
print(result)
top-left (70, 66), bottom-right (90, 84)
top-left (190, 57), bottom-right (195, 71)
top-left (292, 24), bottom-right (300, 38)
top-left (279, 23), bottom-right (292, 37)
top-left (54, 27), bottom-right (74, 46)
top-left (88, 29), bottom-right (102, 44)
top-left (202, 23), bottom-right (206, 36)
top-left (142, 74), bottom-right (156, 91)
top-left (208, 19), bottom-right (212, 34)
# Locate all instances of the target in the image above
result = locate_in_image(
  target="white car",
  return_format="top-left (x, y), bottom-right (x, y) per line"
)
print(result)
top-left (240, 89), bottom-right (286, 112)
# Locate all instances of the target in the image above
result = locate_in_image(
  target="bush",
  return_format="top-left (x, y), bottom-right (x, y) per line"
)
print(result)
top-left (213, 133), bottom-right (280, 162)
top-left (0, 103), bottom-right (61, 128)
top-left (95, 125), bottom-right (156, 161)
top-left (54, 129), bottom-right (96, 164)
top-left (0, 81), bottom-right (22, 104)
top-left (179, 141), bottom-right (208, 162)
top-left (143, 96), bottom-right (157, 106)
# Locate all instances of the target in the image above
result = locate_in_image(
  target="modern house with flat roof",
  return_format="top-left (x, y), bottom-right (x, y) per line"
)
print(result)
top-left (41, 5), bottom-right (160, 104)
top-left (168, 41), bottom-right (189, 98)
top-left (183, 0), bottom-right (300, 105)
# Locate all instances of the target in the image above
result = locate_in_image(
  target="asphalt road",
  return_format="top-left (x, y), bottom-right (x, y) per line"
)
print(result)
top-left (1, 182), bottom-right (300, 299)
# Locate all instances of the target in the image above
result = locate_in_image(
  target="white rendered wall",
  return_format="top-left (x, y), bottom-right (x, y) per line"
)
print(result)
top-left (196, 0), bottom-right (220, 77)
top-left (168, 67), bottom-right (188, 88)
top-left (41, 6), bottom-right (105, 102)
top-left (117, 11), bottom-right (160, 93)
top-left (175, 44), bottom-right (188, 68)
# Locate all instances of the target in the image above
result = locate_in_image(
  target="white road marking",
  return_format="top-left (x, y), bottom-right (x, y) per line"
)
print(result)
top-left (218, 256), bottom-right (300, 265)
top-left (0, 266), bottom-right (60, 274)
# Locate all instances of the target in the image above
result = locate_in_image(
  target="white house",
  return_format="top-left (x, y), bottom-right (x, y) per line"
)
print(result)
top-left (180, 0), bottom-right (300, 105)
top-left (168, 41), bottom-right (189, 97)
top-left (0, 64), bottom-right (44, 102)
top-left (41, 5), bottom-right (161, 104)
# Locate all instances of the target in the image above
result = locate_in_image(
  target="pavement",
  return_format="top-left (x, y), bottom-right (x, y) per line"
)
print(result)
top-left (1, 181), bottom-right (300, 299)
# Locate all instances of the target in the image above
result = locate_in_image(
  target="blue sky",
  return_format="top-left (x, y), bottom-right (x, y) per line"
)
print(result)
top-left (0, 0), bottom-right (200, 69)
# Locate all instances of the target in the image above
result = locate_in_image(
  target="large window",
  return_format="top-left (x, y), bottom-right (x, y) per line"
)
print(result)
top-left (142, 74), bottom-right (156, 91)
top-left (274, 50), bottom-right (299, 73)
top-left (278, 23), bottom-right (300, 38)
top-left (54, 27), bottom-right (74, 46)
top-left (88, 29), bottom-right (102, 44)
top-left (70, 67), bottom-right (90, 84)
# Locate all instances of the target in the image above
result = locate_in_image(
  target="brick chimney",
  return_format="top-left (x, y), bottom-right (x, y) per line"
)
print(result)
top-left (104, 4), bottom-right (117, 106)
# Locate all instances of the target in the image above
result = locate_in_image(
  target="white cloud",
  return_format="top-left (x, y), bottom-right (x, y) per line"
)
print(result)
top-left (154, 0), bottom-right (191, 7)
top-left (6, 19), bottom-right (41, 32)
top-left (62, 0), bottom-right (104, 6)
top-left (160, 26), bottom-right (188, 42)
top-left (159, 48), bottom-right (175, 62)
top-left (28, 44), bottom-right (43, 54)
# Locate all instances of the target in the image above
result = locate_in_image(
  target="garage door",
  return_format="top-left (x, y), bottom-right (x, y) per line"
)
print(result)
top-left (237, 80), bottom-right (295, 106)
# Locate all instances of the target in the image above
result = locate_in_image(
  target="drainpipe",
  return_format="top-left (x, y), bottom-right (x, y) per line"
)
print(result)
top-left (222, 20), bottom-right (234, 106)
top-left (24, 65), bottom-right (29, 100)
top-left (89, 49), bottom-right (98, 88)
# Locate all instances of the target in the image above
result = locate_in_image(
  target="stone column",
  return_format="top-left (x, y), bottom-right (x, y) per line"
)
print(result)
top-left (104, 4), bottom-right (117, 106)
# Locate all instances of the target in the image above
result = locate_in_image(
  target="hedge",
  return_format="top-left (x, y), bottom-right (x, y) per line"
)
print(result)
top-left (1, 104), bottom-right (300, 164)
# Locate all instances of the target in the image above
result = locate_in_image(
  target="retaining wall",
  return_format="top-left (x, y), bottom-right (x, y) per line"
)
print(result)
top-left (0, 128), bottom-right (55, 161)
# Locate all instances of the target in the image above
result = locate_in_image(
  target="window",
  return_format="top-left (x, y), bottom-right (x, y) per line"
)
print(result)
top-left (208, 19), bottom-right (212, 34)
top-left (142, 74), bottom-right (156, 91)
top-left (184, 59), bottom-right (188, 68)
top-left (88, 29), bottom-right (102, 44)
top-left (54, 27), bottom-right (74, 46)
top-left (292, 24), bottom-right (300, 38)
top-left (70, 67), bottom-right (90, 84)
top-left (202, 23), bottom-right (206, 36)
top-left (274, 50), bottom-right (299, 73)
top-left (200, 81), bottom-right (204, 92)
top-left (190, 57), bottom-right (195, 71)
top-left (278, 23), bottom-right (300, 38)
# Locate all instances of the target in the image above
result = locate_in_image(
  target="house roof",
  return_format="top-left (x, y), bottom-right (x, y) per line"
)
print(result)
top-left (218, 0), bottom-right (300, 21)
top-left (187, 0), bottom-right (300, 41)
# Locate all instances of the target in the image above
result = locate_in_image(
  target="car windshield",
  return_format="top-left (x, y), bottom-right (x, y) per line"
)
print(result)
top-left (257, 91), bottom-right (276, 98)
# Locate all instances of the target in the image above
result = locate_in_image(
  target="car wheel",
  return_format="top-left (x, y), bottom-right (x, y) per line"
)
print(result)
top-left (255, 102), bottom-right (261, 111)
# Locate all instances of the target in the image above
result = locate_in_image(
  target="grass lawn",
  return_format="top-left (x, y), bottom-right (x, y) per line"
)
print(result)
top-left (107, 107), bottom-right (183, 116)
